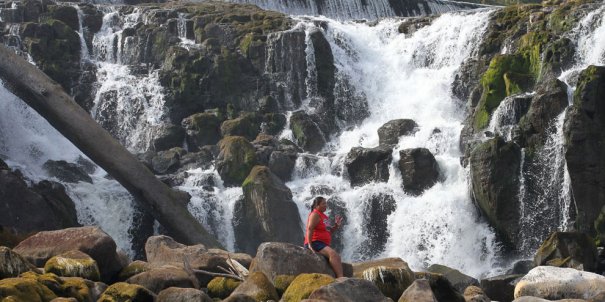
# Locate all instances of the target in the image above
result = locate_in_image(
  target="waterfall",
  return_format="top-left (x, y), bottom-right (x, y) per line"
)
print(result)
top-left (0, 81), bottom-right (136, 256)
top-left (223, 0), bottom-right (483, 20)
top-left (280, 10), bottom-right (500, 278)
top-left (90, 7), bottom-right (170, 153)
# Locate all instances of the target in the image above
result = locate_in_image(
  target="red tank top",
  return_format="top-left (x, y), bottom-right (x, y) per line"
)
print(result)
top-left (304, 209), bottom-right (331, 245)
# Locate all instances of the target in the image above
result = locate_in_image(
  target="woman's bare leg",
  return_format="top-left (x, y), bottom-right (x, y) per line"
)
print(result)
top-left (318, 246), bottom-right (343, 278)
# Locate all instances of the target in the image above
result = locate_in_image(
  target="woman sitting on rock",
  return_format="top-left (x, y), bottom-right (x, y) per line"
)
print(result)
top-left (304, 196), bottom-right (344, 278)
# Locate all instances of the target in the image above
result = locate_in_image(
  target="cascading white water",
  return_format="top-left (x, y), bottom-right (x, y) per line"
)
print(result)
top-left (224, 0), bottom-right (482, 20)
top-left (0, 80), bottom-right (136, 256)
top-left (90, 7), bottom-right (169, 153)
top-left (281, 10), bottom-right (501, 278)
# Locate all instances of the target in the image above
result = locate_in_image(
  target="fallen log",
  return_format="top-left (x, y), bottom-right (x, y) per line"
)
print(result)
top-left (0, 45), bottom-right (222, 248)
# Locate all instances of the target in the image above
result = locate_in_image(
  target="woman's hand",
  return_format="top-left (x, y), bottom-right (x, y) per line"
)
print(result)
top-left (308, 245), bottom-right (316, 253)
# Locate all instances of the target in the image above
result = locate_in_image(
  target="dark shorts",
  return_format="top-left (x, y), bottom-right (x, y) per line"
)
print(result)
top-left (305, 241), bottom-right (328, 251)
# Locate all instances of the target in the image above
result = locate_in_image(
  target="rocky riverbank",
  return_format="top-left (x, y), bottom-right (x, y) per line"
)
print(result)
top-left (1, 226), bottom-right (605, 301)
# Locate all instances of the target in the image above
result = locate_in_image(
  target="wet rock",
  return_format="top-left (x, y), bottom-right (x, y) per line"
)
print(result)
top-left (507, 260), bottom-right (536, 275)
top-left (46, 5), bottom-right (79, 31)
top-left (221, 113), bottom-right (263, 141)
top-left (258, 96), bottom-right (279, 114)
top-left (126, 265), bottom-right (196, 294)
top-left (44, 250), bottom-right (101, 281)
top-left (0, 167), bottom-right (78, 243)
top-left (43, 160), bottom-right (93, 184)
top-left (249, 242), bottom-right (353, 281)
top-left (398, 279), bottom-right (438, 302)
top-left (360, 194), bottom-right (397, 256)
top-left (265, 30), bottom-right (307, 110)
top-left (290, 111), bottom-right (327, 153)
top-left (480, 274), bottom-right (524, 302)
top-left (378, 119), bottom-right (419, 146)
top-left (151, 124), bottom-right (186, 152)
top-left (519, 78), bottom-right (568, 147)
top-left (150, 148), bottom-right (186, 175)
top-left (229, 271), bottom-right (278, 301)
top-left (345, 146), bottom-right (392, 187)
top-left (398, 16), bottom-right (434, 35)
top-left (362, 266), bottom-right (415, 301)
top-left (181, 112), bottom-right (223, 151)
top-left (216, 136), bottom-right (258, 186)
top-left (398, 148), bottom-right (439, 195)
top-left (233, 166), bottom-right (303, 255)
top-left (119, 260), bottom-right (152, 281)
top-left (534, 232), bottom-right (598, 272)
top-left (0, 246), bottom-right (38, 279)
top-left (157, 287), bottom-right (212, 302)
top-left (281, 273), bottom-right (334, 302)
top-left (97, 282), bottom-right (156, 302)
top-left (309, 277), bottom-right (391, 302)
top-left (268, 151), bottom-right (297, 182)
top-left (514, 266), bottom-right (605, 300)
top-left (414, 272), bottom-right (465, 302)
top-left (178, 149), bottom-right (214, 171)
top-left (14, 226), bottom-right (124, 282)
top-left (469, 137), bottom-right (522, 248)
top-left (564, 65), bottom-right (605, 235)
top-left (207, 277), bottom-right (242, 299)
top-left (427, 264), bottom-right (479, 294)
top-left (262, 113), bottom-right (287, 135)
top-left (353, 257), bottom-right (411, 278)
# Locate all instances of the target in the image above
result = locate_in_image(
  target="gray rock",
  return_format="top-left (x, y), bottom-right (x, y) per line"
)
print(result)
top-left (151, 148), bottom-right (186, 175)
top-left (345, 146), bottom-right (392, 187)
top-left (233, 166), bottom-right (303, 255)
top-left (157, 287), bottom-right (212, 302)
top-left (216, 136), bottom-right (257, 187)
top-left (360, 194), bottom-right (397, 256)
top-left (268, 151), bottom-right (297, 182)
top-left (427, 264), bottom-right (479, 293)
top-left (378, 119), bottom-right (419, 146)
top-left (362, 265), bottom-right (415, 301)
top-left (469, 137), bottom-right (522, 248)
top-left (0, 246), bottom-right (38, 279)
top-left (480, 273), bottom-right (524, 302)
top-left (127, 265), bottom-right (196, 294)
top-left (181, 112), bottom-right (222, 150)
top-left (309, 278), bottom-right (391, 302)
top-left (290, 111), bottom-right (327, 153)
top-left (229, 271), bottom-right (278, 301)
top-left (399, 148), bottom-right (439, 195)
top-left (514, 266), bottom-right (605, 300)
top-left (398, 279), bottom-right (438, 302)
top-left (43, 160), bottom-right (93, 183)
top-left (151, 124), bottom-right (186, 152)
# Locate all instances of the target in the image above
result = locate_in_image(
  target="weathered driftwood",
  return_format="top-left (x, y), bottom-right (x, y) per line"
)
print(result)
top-left (0, 45), bottom-right (222, 248)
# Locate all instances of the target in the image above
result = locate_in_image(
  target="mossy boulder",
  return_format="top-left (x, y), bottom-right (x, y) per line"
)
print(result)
top-left (229, 271), bottom-right (278, 302)
top-left (181, 112), bottom-right (223, 150)
top-left (564, 65), bottom-right (605, 236)
top-left (273, 275), bottom-right (295, 297)
top-left (216, 136), bottom-right (257, 186)
top-left (97, 282), bottom-right (155, 302)
top-left (126, 265), bottom-right (196, 294)
top-left (207, 277), bottom-right (241, 299)
top-left (221, 113), bottom-right (263, 141)
top-left (0, 246), bottom-right (38, 279)
top-left (44, 251), bottom-right (101, 281)
top-left (534, 232), bottom-right (598, 272)
top-left (290, 111), bottom-right (326, 153)
top-left (309, 278), bottom-right (391, 302)
top-left (362, 266), bottom-right (415, 301)
top-left (0, 277), bottom-right (57, 302)
top-left (59, 277), bottom-right (93, 302)
top-left (157, 287), bottom-right (212, 302)
top-left (45, 5), bottom-right (79, 31)
top-left (469, 137), bottom-right (522, 248)
top-left (281, 273), bottom-right (334, 302)
top-left (233, 166), bottom-right (303, 255)
top-left (118, 261), bottom-right (152, 281)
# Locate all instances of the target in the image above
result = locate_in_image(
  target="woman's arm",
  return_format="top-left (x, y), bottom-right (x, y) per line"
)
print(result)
top-left (306, 212), bottom-right (320, 252)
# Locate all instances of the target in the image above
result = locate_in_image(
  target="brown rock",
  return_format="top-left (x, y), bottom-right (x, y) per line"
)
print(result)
top-left (229, 271), bottom-right (278, 301)
top-left (126, 265), bottom-right (196, 294)
top-left (308, 277), bottom-right (391, 302)
top-left (398, 279), bottom-right (438, 302)
top-left (157, 287), bottom-right (212, 302)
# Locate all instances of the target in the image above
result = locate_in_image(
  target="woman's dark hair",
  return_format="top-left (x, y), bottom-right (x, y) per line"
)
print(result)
top-left (311, 196), bottom-right (325, 210)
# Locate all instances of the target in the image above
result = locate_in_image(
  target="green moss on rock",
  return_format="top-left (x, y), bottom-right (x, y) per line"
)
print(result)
top-left (281, 273), bottom-right (334, 302)
top-left (44, 251), bottom-right (100, 281)
top-left (207, 277), bottom-right (241, 299)
top-left (273, 275), bottom-right (295, 297)
top-left (117, 261), bottom-right (151, 281)
top-left (97, 282), bottom-right (155, 302)
top-left (0, 277), bottom-right (57, 302)
top-left (230, 271), bottom-right (278, 302)
top-left (216, 136), bottom-right (257, 186)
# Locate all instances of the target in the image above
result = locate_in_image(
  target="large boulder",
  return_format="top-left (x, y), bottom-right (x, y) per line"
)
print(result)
top-left (345, 146), bottom-right (392, 187)
top-left (13, 227), bottom-right (123, 282)
top-left (353, 257), bottom-right (411, 278)
top-left (181, 112), bottom-right (222, 150)
top-left (514, 266), bottom-right (605, 300)
top-left (519, 78), bottom-right (568, 146)
top-left (281, 273), bottom-right (334, 302)
top-left (42, 160), bottom-right (93, 184)
top-left (221, 113), bottom-right (263, 141)
top-left (157, 287), bottom-right (212, 302)
top-left (151, 124), bottom-right (186, 152)
top-left (249, 242), bottom-right (353, 281)
top-left (362, 266), bottom-right (415, 301)
top-left (534, 232), bottom-right (598, 272)
top-left (229, 271), bottom-right (278, 301)
top-left (378, 119), bottom-right (419, 146)
top-left (150, 148), bottom-right (186, 175)
top-left (268, 151), bottom-right (297, 182)
top-left (398, 148), bottom-right (439, 196)
top-left (0, 246), bottom-right (38, 279)
top-left (216, 136), bottom-right (257, 186)
top-left (480, 274), bottom-right (524, 302)
top-left (426, 264), bottom-right (479, 294)
top-left (233, 166), bottom-right (303, 255)
top-left (44, 250), bottom-right (101, 281)
top-left (97, 282), bottom-right (156, 302)
top-left (464, 286), bottom-right (490, 302)
top-left (398, 279), bottom-right (438, 302)
top-left (360, 194), bottom-right (397, 256)
top-left (469, 137), bottom-right (522, 248)
top-left (0, 277), bottom-right (58, 301)
top-left (0, 168), bottom-right (80, 237)
top-left (564, 65), bottom-right (605, 235)
top-left (126, 265), bottom-right (196, 294)
top-left (290, 111), bottom-right (326, 153)
top-left (414, 272), bottom-right (465, 302)
top-left (308, 278), bottom-right (391, 302)
top-left (207, 277), bottom-right (242, 299)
